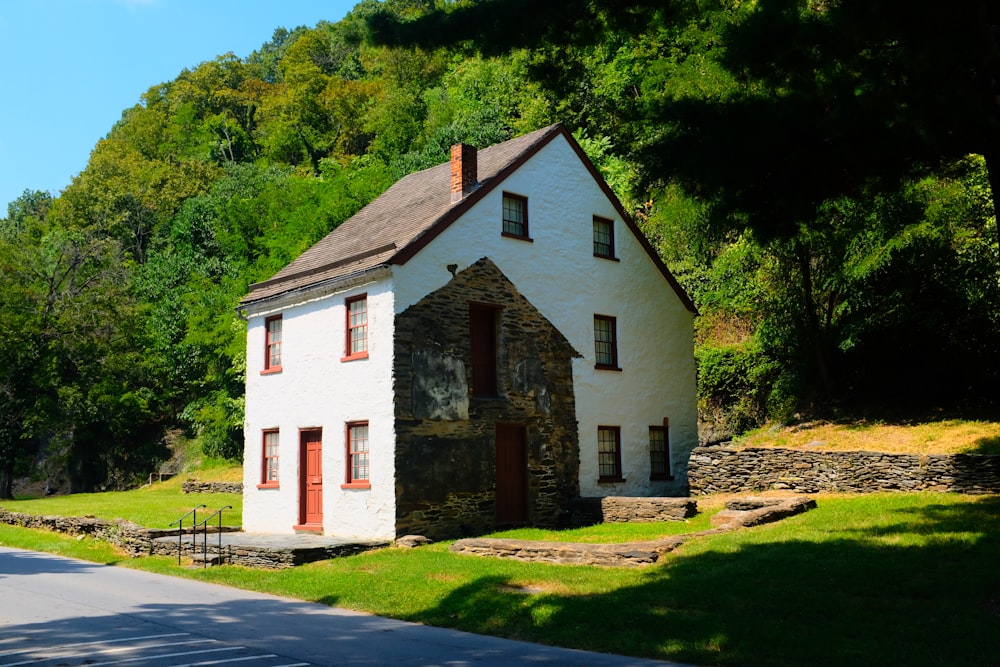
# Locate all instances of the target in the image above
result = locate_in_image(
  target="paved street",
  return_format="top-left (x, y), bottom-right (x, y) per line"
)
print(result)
top-left (0, 546), bottom-right (688, 667)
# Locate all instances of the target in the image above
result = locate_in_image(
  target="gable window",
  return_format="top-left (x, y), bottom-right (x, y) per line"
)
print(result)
top-left (259, 429), bottom-right (279, 488)
top-left (343, 294), bottom-right (369, 361)
top-left (343, 421), bottom-right (370, 489)
top-left (649, 421), bottom-right (672, 480)
top-left (263, 315), bottom-right (282, 373)
top-left (501, 192), bottom-right (531, 240)
top-left (598, 426), bottom-right (624, 482)
top-left (594, 315), bottom-right (620, 370)
top-left (593, 216), bottom-right (617, 259)
top-left (470, 303), bottom-right (501, 397)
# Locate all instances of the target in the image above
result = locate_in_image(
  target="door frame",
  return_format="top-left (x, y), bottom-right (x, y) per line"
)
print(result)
top-left (495, 423), bottom-right (529, 526)
top-left (295, 427), bottom-right (323, 532)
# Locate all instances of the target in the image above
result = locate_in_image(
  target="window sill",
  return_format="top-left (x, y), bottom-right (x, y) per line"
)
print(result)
top-left (594, 253), bottom-right (620, 262)
top-left (650, 475), bottom-right (674, 482)
top-left (341, 481), bottom-right (371, 490)
top-left (594, 364), bottom-right (622, 372)
top-left (340, 351), bottom-right (369, 363)
top-left (501, 231), bottom-right (534, 242)
top-left (260, 366), bottom-right (283, 376)
top-left (598, 477), bottom-right (626, 484)
top-left (256, 482), bottom-right (280, 489)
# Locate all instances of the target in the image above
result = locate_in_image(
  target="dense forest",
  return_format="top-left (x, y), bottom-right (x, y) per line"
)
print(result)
top-left (2, 0), bottom-right (998, 497)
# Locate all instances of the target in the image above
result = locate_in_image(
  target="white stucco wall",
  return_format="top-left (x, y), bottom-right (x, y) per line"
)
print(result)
top-left (393, 133), bottom-right (698, 497)
top-left (242, 274), bottom-right (397, 539)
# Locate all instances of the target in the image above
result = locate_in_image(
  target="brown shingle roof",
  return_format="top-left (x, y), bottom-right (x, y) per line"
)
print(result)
top-left (240, 122), bottom-right (696, 313)
top-left (241, 124), bottom-right (564, 305)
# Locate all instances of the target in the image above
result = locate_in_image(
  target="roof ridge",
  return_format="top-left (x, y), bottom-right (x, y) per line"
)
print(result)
top-left (241, 124), bottom-right (566, 305)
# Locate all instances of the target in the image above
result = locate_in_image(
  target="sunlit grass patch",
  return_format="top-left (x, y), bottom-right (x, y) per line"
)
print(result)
top-left (735, 418), bottom-right (1000, 455)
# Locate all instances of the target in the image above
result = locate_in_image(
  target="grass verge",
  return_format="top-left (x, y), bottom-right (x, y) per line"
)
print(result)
top-left (2, 492), bottom-right (997, 667)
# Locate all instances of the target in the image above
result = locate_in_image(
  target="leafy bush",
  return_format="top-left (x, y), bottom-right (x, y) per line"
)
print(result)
top-left (696, 341), bottom-right (783, 437)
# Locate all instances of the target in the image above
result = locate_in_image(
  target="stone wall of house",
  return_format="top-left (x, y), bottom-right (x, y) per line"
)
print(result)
top-left (688, 446), bottom-right (1000, 494)
top-left (394, 258), bottom-right (581, 540)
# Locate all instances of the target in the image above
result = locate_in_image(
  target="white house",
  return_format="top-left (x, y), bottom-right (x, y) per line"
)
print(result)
top-left (239, 123), bottom-right (698, 541)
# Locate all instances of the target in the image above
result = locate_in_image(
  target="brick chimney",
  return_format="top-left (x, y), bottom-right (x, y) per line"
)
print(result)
top-left (450, 143), bottom-right (477, 202)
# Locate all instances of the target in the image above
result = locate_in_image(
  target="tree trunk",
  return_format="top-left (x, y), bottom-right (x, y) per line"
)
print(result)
top-left (0, 464), bottom-right (14, 500)
top-left (795, 239), bottom-right (834, 399)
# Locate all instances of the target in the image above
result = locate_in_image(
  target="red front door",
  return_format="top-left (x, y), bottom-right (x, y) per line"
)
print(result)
top-left (495, 424), bottom-right (528, 526)
top-left (299, 429), bottom-right (323, 529)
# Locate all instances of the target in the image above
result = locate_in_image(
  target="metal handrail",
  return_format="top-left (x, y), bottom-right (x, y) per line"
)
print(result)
top-left (168, 505), bottom-right (206, 565)
top-left (193, 505), bottom-right (233, 568)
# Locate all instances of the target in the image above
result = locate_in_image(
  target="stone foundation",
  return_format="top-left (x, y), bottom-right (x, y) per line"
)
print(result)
top-left (689, 446), bottom-right (1000, 495)
top-left (451, 495), bottom-right (816, 566)
top-left (569, 496), bottom-right (697, 525)
top-left (450, 535), bottom-right (686, 567)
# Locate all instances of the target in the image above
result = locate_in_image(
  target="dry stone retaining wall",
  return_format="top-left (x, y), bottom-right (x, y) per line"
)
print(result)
top-left (182, 481), bottom-right (243, 494)
top-left (689, 446), bottom-right (1000, 494)
top-left (0, 509), bottom-right (160, 557)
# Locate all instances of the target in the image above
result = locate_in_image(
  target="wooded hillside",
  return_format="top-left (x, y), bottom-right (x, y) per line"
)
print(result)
top-left (2, 0), bottom-right (998, 496)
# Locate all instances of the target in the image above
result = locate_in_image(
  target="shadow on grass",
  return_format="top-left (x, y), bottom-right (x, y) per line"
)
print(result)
top-left (968, 435), bottom-right (1000, 455)
top-left (413, 496), bottom-right (1000, 667)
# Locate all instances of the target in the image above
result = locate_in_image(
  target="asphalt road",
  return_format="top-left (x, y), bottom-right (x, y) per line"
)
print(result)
top-left (0, 546), bottom-right (688, 667)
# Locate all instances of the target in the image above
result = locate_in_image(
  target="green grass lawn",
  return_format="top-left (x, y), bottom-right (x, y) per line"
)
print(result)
top-left (1, 490), bottom-right (997, 667)
top-left (0, 476), bottom-right (242, 528)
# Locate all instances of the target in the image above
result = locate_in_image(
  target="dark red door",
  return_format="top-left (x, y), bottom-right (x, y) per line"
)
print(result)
top-left (299, 429), bottom-right (323, 528)
top-left (495, 424), bottom-right (528, 525)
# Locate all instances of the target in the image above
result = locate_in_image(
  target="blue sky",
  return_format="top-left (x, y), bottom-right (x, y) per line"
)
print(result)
top-left (0, 0), bottom-right (358, 213)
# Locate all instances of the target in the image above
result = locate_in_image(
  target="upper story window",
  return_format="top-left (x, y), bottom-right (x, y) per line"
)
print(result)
top-left (594, 314), bottom-right (620, 370)
top-left (263, 315), bottom-right (282, 373)
top-left (259, 429), bottom-right (279, 487)
top-left (593, 216), bottom-right (617, 260)
top-left (501, 192), bottom-right (531, 241)
top-left (343, 294), bottom-right (369, 362)
top-left (343, 421), bottom-right (371, 489)
top-left (598, 425), bottom-right (624, 483)
top-left (649, 421), bottom-right (672, 480)
top-left (470, 303), bottom-right (501, 397)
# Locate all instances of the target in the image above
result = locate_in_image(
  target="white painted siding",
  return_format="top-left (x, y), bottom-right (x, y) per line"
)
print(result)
top-left (242, 277), bottom-right (397, 539)
top-left (393, 134), bottom-right (697, 497)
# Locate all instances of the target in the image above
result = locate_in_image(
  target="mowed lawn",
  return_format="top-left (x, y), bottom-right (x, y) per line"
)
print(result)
top-left (1, 489), bottom-right (998, 667)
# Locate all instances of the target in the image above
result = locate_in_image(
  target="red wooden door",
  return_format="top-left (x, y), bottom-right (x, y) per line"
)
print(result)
top-left (299, 430), bottom-right (323, 528)
top-left (495, 424), bottom-right (528, 525)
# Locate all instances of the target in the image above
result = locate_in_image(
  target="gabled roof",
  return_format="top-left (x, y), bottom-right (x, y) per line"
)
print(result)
top-left (240, 123), bottom-right (696, 313)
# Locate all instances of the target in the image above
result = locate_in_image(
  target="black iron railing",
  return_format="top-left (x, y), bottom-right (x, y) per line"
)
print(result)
top-left (193, 505), bottom-right (233, 568)
top-left (168, 505), bottom-right (206, 565)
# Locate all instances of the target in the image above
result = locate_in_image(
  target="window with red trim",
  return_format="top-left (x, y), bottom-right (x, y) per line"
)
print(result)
top-left (649, 421), bottom-right (672, 480)
top-left (593, 216), bottom-right (616, 259)
top-left (594, 315), bottom-right (620, 370)
top-left (343, 294), bottom-right (368, 361)
top-left (263, 315), bottom-right (282, 373)
top-left (344, 421), bottom-right (370, 488)
top-left (501, 192), bottom-right (530, 240)
top-left (598, 426), bottom-right (624, 482)
top-left (260, 429), bottom-right (279, 487)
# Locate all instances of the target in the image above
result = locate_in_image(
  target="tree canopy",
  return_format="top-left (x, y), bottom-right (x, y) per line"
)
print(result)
top-left (0, 0), bottom-right (997, 495)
